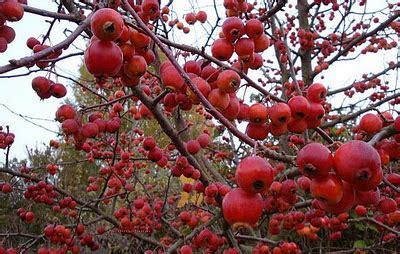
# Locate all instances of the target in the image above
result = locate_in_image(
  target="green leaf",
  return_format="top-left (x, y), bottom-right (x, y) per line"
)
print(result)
top-left (355, 222), bottom-right (365, 231)
top-left (180, 226), bottom-right (192, 236)
top-left (353, 240), bottom-right (366, 248)
top-left (366, 224), bottom-right (379, 233)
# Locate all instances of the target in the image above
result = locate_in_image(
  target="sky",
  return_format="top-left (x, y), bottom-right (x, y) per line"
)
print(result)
top-left (0, 1), bottom-right (86, 162)
top-left (0, 1), bottom-right (398, 163)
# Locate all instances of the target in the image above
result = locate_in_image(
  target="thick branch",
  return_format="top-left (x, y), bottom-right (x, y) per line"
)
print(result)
top-left (258, 0), bottom-right (287, 22)
top-left (131, 86), bottom-right (210, 186)
top-left (322, 92), bottom-right (400, 128)
top-left (80, 93), bottom-right (134, 112)
top-left (382, 177), bottom-right (400, 193)
top-left (0, 13), bottom-right (92, 74)
top-left (235, 234), bottom-right (278, 246)
top-left (368, 125), bottom-right (398, 146)
top-left (297, 0), bottom-right (313, 86)
top-left (22, 4), bottom-right (82, 22)
top-left (314, 127), bottom-right (334, 144)
top-left (349, 217), bottom-right (400, 236)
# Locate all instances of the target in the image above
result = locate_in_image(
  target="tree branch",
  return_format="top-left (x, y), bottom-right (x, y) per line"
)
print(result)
top-left (22, 4), bottom-right (82, 22)
top-left (314, 12), bottom-right (400, 78)
top-left (235, 234), bottom-right (278, 246)
top-left (368, 125), bottom-right (398, 146)
top-left (322, 92), bottom-right (400, 128)
top-left (258, 0), bottom-right (287, 22)
top-left (349, 217), bottom-right (400, 236)
top-left (0, 12), bottom-right (92, 74)
top-left (122, 1), bottom-right (292, 163)
top-left (0, 167), bottom-right (120, 226)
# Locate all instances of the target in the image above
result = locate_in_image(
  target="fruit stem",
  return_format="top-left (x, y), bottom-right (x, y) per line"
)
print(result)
top-left (252, 142), bottom-right (258, 156)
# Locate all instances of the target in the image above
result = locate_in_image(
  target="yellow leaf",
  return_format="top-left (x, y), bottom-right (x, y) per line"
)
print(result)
top-left (177, 176), bottom-right (203, 207)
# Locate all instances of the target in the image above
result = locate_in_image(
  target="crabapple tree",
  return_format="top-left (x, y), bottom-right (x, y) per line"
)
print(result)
top-left (1, 0), bottom-right (400, 253)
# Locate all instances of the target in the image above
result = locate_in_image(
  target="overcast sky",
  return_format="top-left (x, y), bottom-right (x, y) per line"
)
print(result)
top-left (0, 1), bottom-right (398, 163)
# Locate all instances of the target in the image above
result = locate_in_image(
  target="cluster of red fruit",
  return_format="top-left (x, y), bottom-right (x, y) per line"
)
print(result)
top-left (155, 59), bottom-right (245, 121)
top-left (201, 182), bottom-right (231, 205)
top-left (351, 113), bottom-right (400, 162)
top-left (80, 13), bottom-right (271, 128)
top-left (31, 76), bottom-right (67, 99)
top-left (376, 139), bottom-right (400, 163)
top-left (127, 0), bottom-right (160, 23)
top-left (361, 37), bottom-right (397, 55)
top-left (222, 156), bottom-right (274, 227)
top-left (368, 92), bottom-right (386, 102)
top-left (0, 182), bottom-right (12, 193)
top-left (41, 224), bottom-right (84, 253)
top-left (0, 127), bottom-right (14, 149)
top-left (57, 104), bottom-right (122, 149)
top-left (344, 77), bottom-right (391, 99)
top-left (177, 209), bottom-right (212, 230)
top-left (274, 39), bottom-right (292, 64)
top-left (267, 209), bottom-right (360, 242)
top-left (23, 180), bottom-right (58, 206)
top-left (269, 211), bottom-right (309, 237)
top-left (317, 39), bottom-right (336, 58)
top-left (0, 22), bottom-right (15, 53)
top-left (16, 208), bottom-right (34, 223)
top-left (212, 17), bottom-right (269, 68)
top-left (223, 0), bottom-right (254, 17)
top-left (244, 83), bottom-right (327, 140)
top-left (44, 224), bottom-right (101, 253)
top-left (289, 28), bottom-right (333, 55)
top-left (92, 0), bottom-right (162, 23)
top-left (0, 0), bottom-right (25, 53)
top-left (25, 37), bottom-right (64, 69)
top-left (253, 242), bottom-right (298, 254)
top-left (263, 178), bottom-right (299, 212)
top-left (78, 234), bottom-right (100, 252)
top-left (352, 78), bottom-right (381, 93)
top-left (185, 133), bottom-right (210, 155)
top-left (390, 96), bottom-right (400, 105)
top-left (37, 205), bottom-right (105, 252)
top-left (160, 7), bottom-right (207, 33)
top-left (297, 29), bottom-right (318, 51)
top-left (160, 62), bottom-right (237, 117)
top-left (375, 116), bottom-right (400, 162)
top-left (115, 197), bottom-right (164, 234)
top-left (170, 158), bottom-right (200, 186)
top-left (297, 140), bottom-right (383, 214)
top-left (184, 11), bottom-right (207, 25)
top-left (181, 228), bottom-right (229, 254)
top-left (142, 136), bottom-right (171, 168)
top-left (54, 196), bottom-right (78, 217)
top-left (219, 160), bottom-right (303, 253)
top-left (45, 163), bottom-right (59, 175)
top-left (49, 139), bottom-right (60, 149)
top-left (84, 8), bottom-right (154, 84)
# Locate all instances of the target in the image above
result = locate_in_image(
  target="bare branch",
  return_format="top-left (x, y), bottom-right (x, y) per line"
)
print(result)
top-left (22, 4), bottom-right (82, 22)
top-left (0, 12), bottom-right (92, 74)
top-left (258, 0), bottom-right (288, 22)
